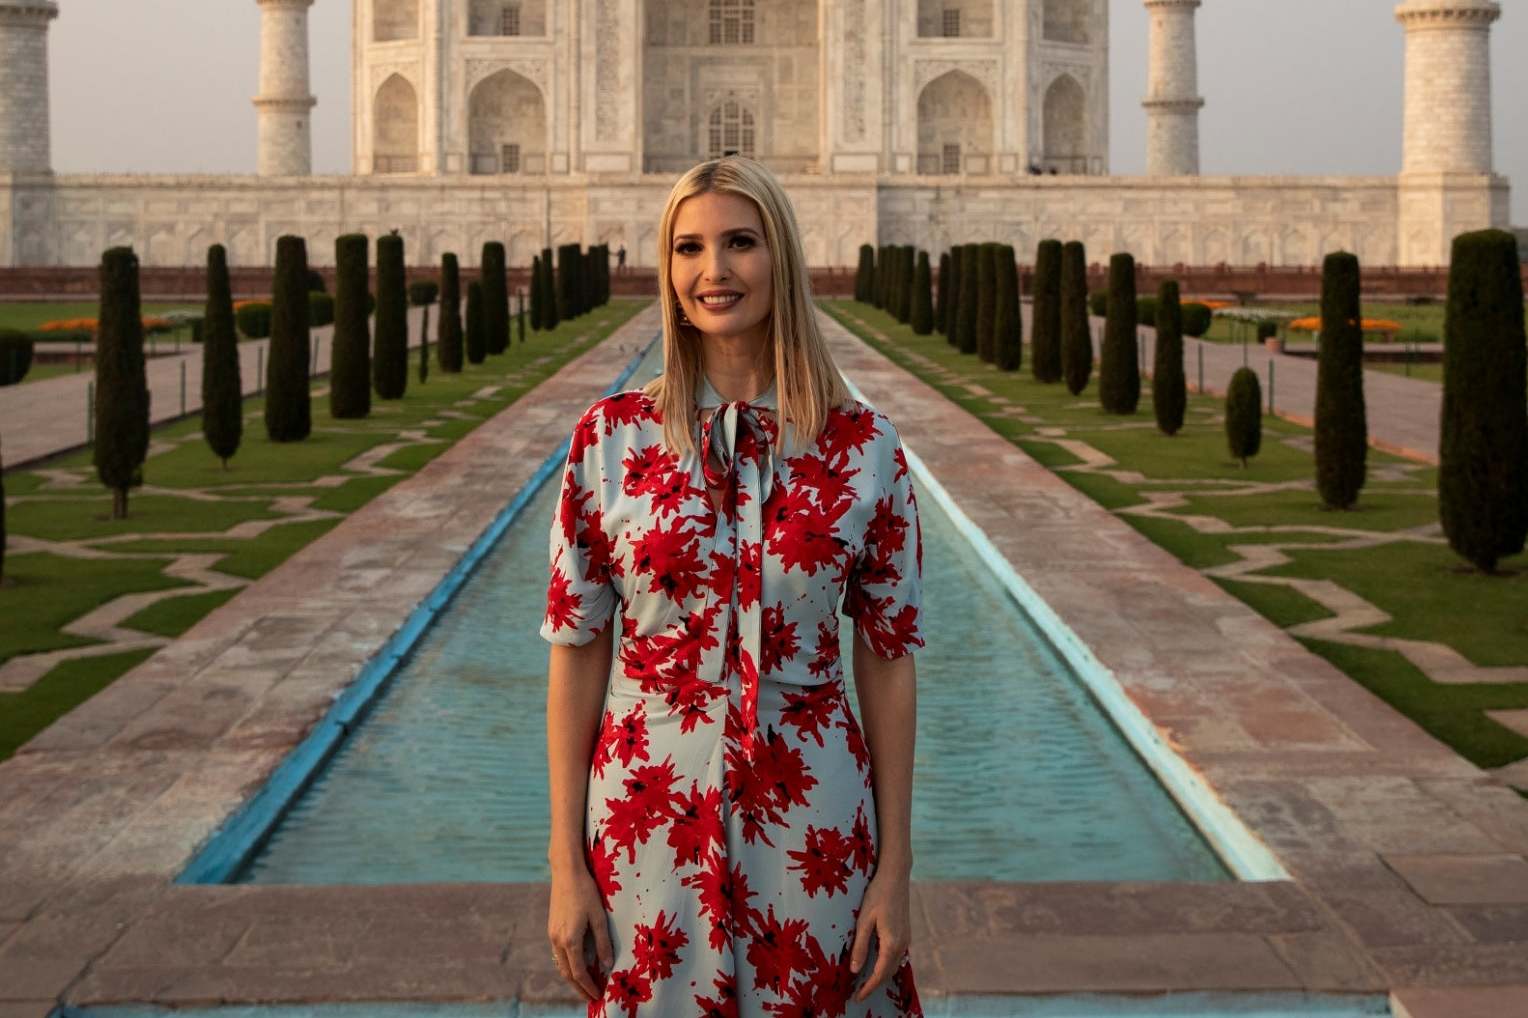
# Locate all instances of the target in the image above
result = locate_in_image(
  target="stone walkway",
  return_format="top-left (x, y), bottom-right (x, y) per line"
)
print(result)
top-left (0, 300), bottom-right (1524, 1018)
top-left (1, 307), bottom-right (430, 469)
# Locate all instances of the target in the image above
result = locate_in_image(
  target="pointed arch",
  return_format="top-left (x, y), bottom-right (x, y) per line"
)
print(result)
top-left (1041, 73), bottom-right (1086, 174)
top-left (468, 69), bottom-right (547, 175)
top-left (916, 69), bottom-right (993, 175)
top-left (374, 73), bottom-right (420, 174)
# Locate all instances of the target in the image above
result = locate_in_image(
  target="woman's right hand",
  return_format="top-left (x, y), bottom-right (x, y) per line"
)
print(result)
top-left (547, 862), bottom-right (614, 1003)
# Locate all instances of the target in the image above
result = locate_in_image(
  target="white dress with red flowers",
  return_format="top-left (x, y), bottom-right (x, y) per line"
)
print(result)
top-left (541, 371), bottom-right (926, 1018)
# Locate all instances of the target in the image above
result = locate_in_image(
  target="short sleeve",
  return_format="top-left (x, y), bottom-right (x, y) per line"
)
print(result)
top-left (539, 408), bottom-right (618, 647)
top-left (843, 424), bottom-right (926, 661)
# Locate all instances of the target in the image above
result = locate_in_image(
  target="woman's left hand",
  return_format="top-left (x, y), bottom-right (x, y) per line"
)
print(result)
top-left (848, 864), bottom-right (912, 1002)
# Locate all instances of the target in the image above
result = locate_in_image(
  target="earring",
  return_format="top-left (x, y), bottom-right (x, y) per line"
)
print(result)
top-left (676, 302), bottom-right (691, 326)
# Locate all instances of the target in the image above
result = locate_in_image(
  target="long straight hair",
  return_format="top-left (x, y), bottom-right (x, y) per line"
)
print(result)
top-left (643, 156), bottom-right (852, 460)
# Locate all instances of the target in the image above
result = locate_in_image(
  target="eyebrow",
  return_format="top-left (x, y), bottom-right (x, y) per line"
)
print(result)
top-left (673, 228), bottom-right (760, 241)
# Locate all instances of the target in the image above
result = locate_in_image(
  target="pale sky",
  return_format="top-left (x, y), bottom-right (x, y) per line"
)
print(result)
top-left (46, 0), bottom-right (1528, 224)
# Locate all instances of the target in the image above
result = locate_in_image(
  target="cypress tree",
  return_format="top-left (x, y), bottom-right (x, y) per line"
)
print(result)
top-left (878, 244), bottom-right (893, 310)
top-left (955, 243), bottom-right (980, 354)
top-left (541, 247), bottom-right (560, 331)
top-left (1315, 251), bottom-right (1367, 509)
top-left (1032, 240), bottom-right (1063, 383)
top-left (331, 234), bottom-right (371, 419)
top-left (1100, 252), bottom-right (1141, 413)
top-left (911, 250), bottom-right (934, 335)
top-left (201, 243), bottom-right (242, 468)
top-left (0, 434), bottom-right (6, 580)
top-left (530, 255), bottom-right (544, 330)
top-left (556, 245), bottom-right (574, 322)
top-left (265, 235), bottom-right (312, 442)
top-left (438, 252), bottom-right (464, 373)
top-left (1153, 280), bottom-right (1187, 436)
top-left (409, 279), bottom-right (437, 384)
top-left (856, 244), bottom-right (873, 302)
top-left (887, 246), bottom-right (903, 321)
top-left (902, 247), bottom-right (918, 323)
top-left (466, 280), bottom-right (487, 365)
top-left (935, 251), bottom-right (951, 335)
top-left (1226, 366), bottom-right (1263, 467)
top-left (995, 244), bottom-right (1023, 371)
top-left (976, 243), bottom-right (998, 362)
top-left (94, 246), bottom-right (150, 518)
top-left (482, 241), bottom-right (509, 355)
top-left (1440, 229), bottom-right (1528, 573)
top-left (945, 247), bottom-right (963, 346)
top-left (517, 286), bottom-right (527, 342)
top-left (1060, 241), bottom-right (1092, 395)
top-left (374, 233), bottom-right (409, 399)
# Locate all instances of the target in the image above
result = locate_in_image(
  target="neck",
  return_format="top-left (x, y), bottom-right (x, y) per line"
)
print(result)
top-left (700, 324), bottom-right (773, 402)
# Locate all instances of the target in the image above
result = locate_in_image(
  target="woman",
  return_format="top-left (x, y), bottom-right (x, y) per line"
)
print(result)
top-left (542, 156), bottom-right (925, 1018)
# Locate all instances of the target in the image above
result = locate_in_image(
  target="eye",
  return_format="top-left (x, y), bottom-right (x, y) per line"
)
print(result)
top-left (731, 235), bottom-right (755, 249)
top-left (675, 241), bottom-right (699, 254)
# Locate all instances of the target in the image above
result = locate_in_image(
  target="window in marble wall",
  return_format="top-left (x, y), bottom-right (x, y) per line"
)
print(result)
top-left (917, 0), bottom-right (991, 39)
top-left (709, 0), bottom-right (756, 44)
top-left (501, 4), bottom-right (520, 36)
top-left (708, 100), bottom-right (757, 158)
top-left (468, 0), bottom-right (545, 36)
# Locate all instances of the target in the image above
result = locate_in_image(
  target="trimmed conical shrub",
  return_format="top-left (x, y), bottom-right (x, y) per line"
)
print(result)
top-left (1100, 252), bottom-right (1141, 414)
top-left (1226, 367), bottom-right (1262, 467)
top-left (556, 245), bottom-right (576, 322)
top-left (540, 247), bottom-right (560, 331)
top-left (900, 246), bottom-right (916, 324)
top-left (976, 243), bottom-right (999, 363)
top-left (409, 279), bottom-right (437, 385)
top-left (482, 241), bottom-right (509, 355)
top-left (0, 433), bottom-right (6, 580)
top-left (995, 244), bottom-right (1022, 371)
top-left (956, 243), bottom-right (980, 354)
top-left (875, 244), bottom-right (889, 310)
top-left (935, 251), bottom-right (951, 335)
top-left (945, 247), bottom-right (962, 346)
top-left (438, 252), bottom-right (463, 373)
top-left (265, 235), bottom-right (312, 443)
top-left (331, 233), bottom-right (371, 419)
top-left (466, 280), bottom-right (487, 365)
top-left (94, 246), bottom-right (151, 518)
top-left (1060, 240), bottom-right (1092, 395)
top-left (1315, 251), bottom-right (1367, 509)
top-left (1440, 229), bottom-right (1528, 573)
top-left (911, 251), bottom-right (934, 335)
top-left (856, 244), bottom-right (874, 303)
top-left (374, 233), bottom-right (408, 399)
top-left (201, 244), bottom-right (242, 468)
top-left (530, 255), bottom-right (545, 330)
top-left (517, 285), bottom-right (527, 343)
top-left (1032, 239), bottom-right (1063, 383)
top-left (1153, 280), bottom-right (1187, 436)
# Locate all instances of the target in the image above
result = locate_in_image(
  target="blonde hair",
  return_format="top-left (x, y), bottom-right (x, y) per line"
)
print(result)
top-left (643, 156), bottom-right (852, 459)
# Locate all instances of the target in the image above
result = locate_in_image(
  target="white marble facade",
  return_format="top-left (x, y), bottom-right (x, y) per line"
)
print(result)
top-left (0, 0), bottom-right (1510, 269)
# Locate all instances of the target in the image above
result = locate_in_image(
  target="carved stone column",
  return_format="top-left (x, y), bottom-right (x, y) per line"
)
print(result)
top-left (1142, 0), bottom-right (1202, 176)
top-left (254, 0), bottom-right (317, 176)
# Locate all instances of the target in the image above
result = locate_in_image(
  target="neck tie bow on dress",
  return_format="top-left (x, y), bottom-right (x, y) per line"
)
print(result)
top-left (696, 373), bottom-right (778, 757)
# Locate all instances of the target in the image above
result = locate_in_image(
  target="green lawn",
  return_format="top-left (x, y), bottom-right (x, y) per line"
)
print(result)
top-left (1200, 301), bottom-right (1451, 345)
top-left (0, 299), bottom-right (647, 760)
top-left (822, 298), bottom-right (1528, 784)
top-left (0, 300), bottom-right (201, 332)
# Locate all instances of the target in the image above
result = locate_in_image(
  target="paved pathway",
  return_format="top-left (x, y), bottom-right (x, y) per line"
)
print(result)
top-left (1, 307), bottom-right (430, 469)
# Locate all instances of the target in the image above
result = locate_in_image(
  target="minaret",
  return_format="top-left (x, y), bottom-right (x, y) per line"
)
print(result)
top-left (1142, 0), bottom-right (1204, 176)
top-left (1396, 0), bottom-right (1499, 175)
top-left (255, 0), bottom-right (316, 176)
top-left (0, 0), bottom-right (60, 174)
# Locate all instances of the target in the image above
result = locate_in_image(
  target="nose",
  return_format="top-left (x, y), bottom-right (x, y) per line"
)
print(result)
top-left (702, 244), bottom-right (730, 284)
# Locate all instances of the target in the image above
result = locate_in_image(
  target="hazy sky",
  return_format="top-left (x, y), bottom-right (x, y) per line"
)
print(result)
top-left (47, 0), bottom-right (1528, 224)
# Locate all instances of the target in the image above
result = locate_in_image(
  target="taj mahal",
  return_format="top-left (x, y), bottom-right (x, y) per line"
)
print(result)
top-left (0, 0), bottom-right (1510, 269)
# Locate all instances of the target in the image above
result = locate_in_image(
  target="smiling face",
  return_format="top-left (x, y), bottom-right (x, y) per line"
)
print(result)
top-left (669, 190), bottom-right (774, 344)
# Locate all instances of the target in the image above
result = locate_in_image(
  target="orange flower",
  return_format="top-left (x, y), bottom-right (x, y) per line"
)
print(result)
top-left (38, 317), bottom-right (97, 332)
top-left (1184, 298), bottom-right (1234, 310)
top-left (1288, 316), bottom-right (1403, 334)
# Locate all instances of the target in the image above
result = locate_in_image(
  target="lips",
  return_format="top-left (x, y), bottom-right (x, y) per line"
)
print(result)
top-left (697, 292), bottom-right (743, 310)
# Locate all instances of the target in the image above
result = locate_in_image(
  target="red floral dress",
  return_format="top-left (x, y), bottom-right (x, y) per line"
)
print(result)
top-left (541, 371), bottom-right (925, 1018)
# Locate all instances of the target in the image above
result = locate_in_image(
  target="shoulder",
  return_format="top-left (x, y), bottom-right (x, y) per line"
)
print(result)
top-left (572, 388), bottom-right (661, 438)
top-left (812, 397), bottom-right (906, 466)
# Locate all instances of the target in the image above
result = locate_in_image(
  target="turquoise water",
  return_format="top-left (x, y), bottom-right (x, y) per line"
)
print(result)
top-left (68, 991), bottom-right (1393, 1017)
top-left (231, 336), bottom-right (1228, 884)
